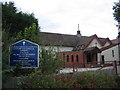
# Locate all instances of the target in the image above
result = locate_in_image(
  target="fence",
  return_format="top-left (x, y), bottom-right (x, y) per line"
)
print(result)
top-left (61, 60), bottom-right (120, 75)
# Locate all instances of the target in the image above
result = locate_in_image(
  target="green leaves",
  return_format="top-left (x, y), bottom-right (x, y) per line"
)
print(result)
top-left (18, 71), bottom-right (119, 88)
top-left (15, 23), bottom-right (40, 44)
top-left (113, 1), bottom-right (120, 22)
top-left (2, 2), bottom-right (39, 36)
top-left (39, 47), bottom-right (63, 74)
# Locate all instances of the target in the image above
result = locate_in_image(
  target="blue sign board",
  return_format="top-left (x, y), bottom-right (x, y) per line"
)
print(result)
top-left (10, 40), bottom-right (39, 68)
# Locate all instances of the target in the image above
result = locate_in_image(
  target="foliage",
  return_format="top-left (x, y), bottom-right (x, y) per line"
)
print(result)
top-left (2, 2), bottom-right (39, 36)
top-left (15, 23), bottom-right (40, 44)
top-left (113, 1), bottom-right (120, 22)
top-left (113, 1), bottom-right (120, 38)
top-left (11, 65), bottom-right (35, 77)
top-left (115, 76), bottom-right (120, 87)
top-left (2, 29), bottom-right (16, 88)
top-left (2, 22), bottom-right (39, 71)
top-left (2, 22), bottom-right (63, 81)
top-left (2, 23), bottom-right (40, 87)
top-left (2, 29), bottom-right (15, 68)
top-left (39, 47), bottom-right (64, 74)
top-left (2, 2), bottom-right (40, 88)
top-left (17, 71), bottom-right (119, 88)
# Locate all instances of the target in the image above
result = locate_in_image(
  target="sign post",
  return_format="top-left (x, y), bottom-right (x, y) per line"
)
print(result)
top-left (10, 39), bottom-right (39, 68)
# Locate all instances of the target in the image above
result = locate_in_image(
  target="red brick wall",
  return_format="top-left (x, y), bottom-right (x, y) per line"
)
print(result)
top-left (59, 51), bottom-right (85, 68)
top-left (58, 51), bottom-right (98, 68)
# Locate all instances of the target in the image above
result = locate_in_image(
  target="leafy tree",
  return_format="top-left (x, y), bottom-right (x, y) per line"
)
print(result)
top-left (39, 47), bottom-right (63, 74)
top-left (2, 23), bottom-right (40, 87)
top-left (113, 1), bottom-right (120, 22)
top-left (15, 23), bottom-right (40, 44)
top-left (2, 2), bottom-right (39, 36)
top-left (113, 1), bottom-right (120, 38)
top-left (2, 23), bottom-right (40, 70)
top-left (2, 29), bottom-right (16, 88)
top-left (2, 29), bottom-right (16, 69)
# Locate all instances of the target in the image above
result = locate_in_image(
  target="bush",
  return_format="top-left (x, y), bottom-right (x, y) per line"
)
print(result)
top-left (39, 47), bottom-right (64, 74)
top-left (115, 76), bottom-right (120, 87)
top-left (18, 71), bottom-right (119, 88)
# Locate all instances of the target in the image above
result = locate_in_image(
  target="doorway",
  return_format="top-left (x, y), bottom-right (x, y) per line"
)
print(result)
top-left (101, 55), bottom-right (104, 64)
top-left (87, 54), bottom-right (92, 63)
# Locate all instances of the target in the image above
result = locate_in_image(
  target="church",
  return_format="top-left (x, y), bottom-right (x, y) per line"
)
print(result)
top-left (39, 29), bottom-right (120, 68)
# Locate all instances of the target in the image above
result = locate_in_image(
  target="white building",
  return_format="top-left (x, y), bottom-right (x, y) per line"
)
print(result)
top-left (101, 38), bottom-right (120, 63)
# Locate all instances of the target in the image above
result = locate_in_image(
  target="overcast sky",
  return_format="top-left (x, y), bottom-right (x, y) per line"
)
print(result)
top-left (2, 0), bottom-right (119, 39)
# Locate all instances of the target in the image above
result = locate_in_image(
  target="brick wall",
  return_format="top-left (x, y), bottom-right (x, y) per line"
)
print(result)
top-left (59, 51), bottom-right (98, 68)
top-left (59, 51), bottom-right (85, 68)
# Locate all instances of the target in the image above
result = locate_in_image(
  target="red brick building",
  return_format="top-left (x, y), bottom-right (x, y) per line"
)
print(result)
top-left (59, 47), bottom-right (101, 68)
top-left (39, 30), bottom-right (117, 68)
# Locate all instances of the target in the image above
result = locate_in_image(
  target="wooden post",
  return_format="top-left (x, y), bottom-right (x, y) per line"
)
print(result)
top-left (113, 60), bottom-right (118, 75)
top-left (73, 63), bottom-right (75, 72)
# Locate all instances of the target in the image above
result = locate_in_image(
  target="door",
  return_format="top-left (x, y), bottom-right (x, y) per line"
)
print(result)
top-left (101, 55), bottom-right (104, 64)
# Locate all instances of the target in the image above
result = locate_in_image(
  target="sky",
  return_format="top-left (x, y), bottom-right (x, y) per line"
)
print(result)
top-left (1, 0), bottom-right (119, 39)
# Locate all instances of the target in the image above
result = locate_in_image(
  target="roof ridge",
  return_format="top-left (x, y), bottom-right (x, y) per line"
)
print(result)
top-left (40, 31), bottom-right (88, 37)
top-left (40, 31), bottom-right (76, 36)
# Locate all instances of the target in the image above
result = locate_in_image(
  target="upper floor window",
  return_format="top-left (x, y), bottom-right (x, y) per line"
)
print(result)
top-left (112, 50), bottom-right (114, 57)
top-left (80, 44), bottom-right (85, 49)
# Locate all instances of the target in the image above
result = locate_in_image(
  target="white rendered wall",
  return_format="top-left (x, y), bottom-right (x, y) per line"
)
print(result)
top-left (88, 38), bottom-right (102, 49)
top-left (97, 53), bottom-right (101, 63)
top-left (101, 45), bottom-right (119, 62)
top-left (103, 42), bottom-right (110, 47)
top-left (42, 46), bottom-right (73, 52)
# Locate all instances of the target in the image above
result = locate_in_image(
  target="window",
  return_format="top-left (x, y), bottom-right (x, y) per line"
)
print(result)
top-left (66, 55), bottom-right (69, 62)
top-left (112, 50), bottom-right (114, 57)
top-left (76, 55), bottom-right (79, 62)
top-left (71, 55), bottom-right (74, 62)
top-left (80, 44), bottom-right (85, 49)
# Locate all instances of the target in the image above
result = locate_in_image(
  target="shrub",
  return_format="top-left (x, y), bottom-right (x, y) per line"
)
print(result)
top-left (18, 71), bottom-right (119, 88)
top-left (39, 47), bottom-right (64, 74)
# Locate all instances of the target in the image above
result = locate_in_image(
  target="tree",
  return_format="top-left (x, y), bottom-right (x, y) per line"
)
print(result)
top-left (2, 23), bottom-right (40, 87)
top-left (2, 22), bottom-right (40, 69)
top-left (113, 1), bottom-right (120, 38)
top-left (113, 1), bottom-right (120, 22)
top-left (2, 2), bottom-right (39, 36)
top-left (39, 47), bottom-right (63, 74)
top-left (15, 23), bottom-right (40, 44)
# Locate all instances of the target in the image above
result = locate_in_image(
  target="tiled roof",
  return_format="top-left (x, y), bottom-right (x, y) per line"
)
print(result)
top-left (101, 44), bottom-right (118, 51)
top-left (39, 32), bottom-right (111, 50)
top-left (84, 47), bottom-right (101, 53)
top-left (111, 38), bottom-right (120, 45)
top-left (73, 36), bottom-right (93, 51)
top-left (39, 32), bottom-right (80, 47)
top-left (101, 38), bottom-right (120, 51)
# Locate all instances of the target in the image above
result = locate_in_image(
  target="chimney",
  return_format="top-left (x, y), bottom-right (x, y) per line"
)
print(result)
top-left (76, 24), bottom-right (82, 37)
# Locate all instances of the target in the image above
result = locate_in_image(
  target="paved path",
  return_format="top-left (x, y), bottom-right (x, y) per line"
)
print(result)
top-left (59, 66), bottom-right (113, 74)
